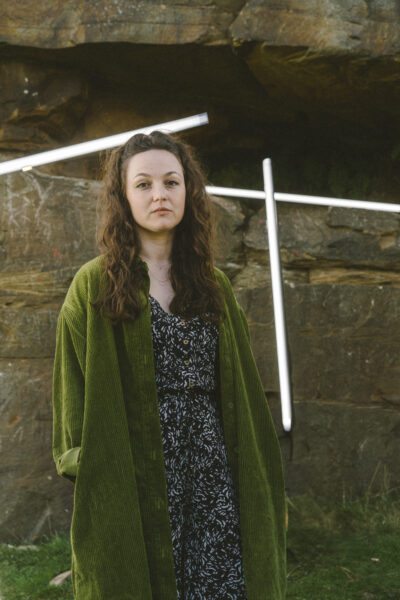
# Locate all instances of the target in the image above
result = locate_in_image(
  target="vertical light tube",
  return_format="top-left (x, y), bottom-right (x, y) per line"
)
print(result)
top-left (263, 159), bottom-right (293, 432)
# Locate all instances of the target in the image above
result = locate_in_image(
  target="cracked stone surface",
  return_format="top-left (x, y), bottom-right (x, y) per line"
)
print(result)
top-left (0, 0), bottom-right (400, 541)
top-left (0, 1), bottom-right (245, 47)
top-left (1, 167), bottom-right (400, 541)
top-left (1, 1), bottom-right (399, 54)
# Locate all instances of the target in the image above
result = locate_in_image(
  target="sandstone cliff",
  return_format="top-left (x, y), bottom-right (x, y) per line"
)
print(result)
top-left (0, 0), bottom-right (399, 542)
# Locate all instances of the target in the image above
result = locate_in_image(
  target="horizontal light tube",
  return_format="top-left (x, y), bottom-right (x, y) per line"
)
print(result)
top-left (0, 113), bottom-right (209, 176)
top-left (206, 185), bottom-right (400, 213)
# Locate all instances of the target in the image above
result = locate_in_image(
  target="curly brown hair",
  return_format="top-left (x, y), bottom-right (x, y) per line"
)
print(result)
top-left (91, 130), bottom-right (224, 324)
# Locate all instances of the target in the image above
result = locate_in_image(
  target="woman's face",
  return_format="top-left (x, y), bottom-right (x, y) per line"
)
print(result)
top-left (125, 149), bottom-right (186, 237)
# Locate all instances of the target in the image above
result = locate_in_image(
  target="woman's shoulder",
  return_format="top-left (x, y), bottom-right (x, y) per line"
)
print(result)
top-left (74, 254), bottom-right (105, 278)
top-left (213, 267), bottom-right (250, 340)
top-left (213, 266), bottom-right (230, 286)
top-left (213, 266), bottom-right (235, 300)
top-left (62, 255), bottom-right (106, 315)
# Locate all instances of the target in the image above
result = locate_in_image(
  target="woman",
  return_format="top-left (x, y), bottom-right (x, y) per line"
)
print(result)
top-left (52, 131), bottom-right (286, 600)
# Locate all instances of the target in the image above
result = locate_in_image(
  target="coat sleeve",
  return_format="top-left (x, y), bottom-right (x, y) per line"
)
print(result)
top-left (52, 309), bottom-right (86, 484)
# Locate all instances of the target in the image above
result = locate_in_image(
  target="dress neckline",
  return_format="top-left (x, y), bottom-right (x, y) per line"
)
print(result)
top-left (149, 295), bottom-right (200, 322)
top-left (149, 295), bottom-right (214, 323)
top-left (149, 294), bottom-right (175, 317)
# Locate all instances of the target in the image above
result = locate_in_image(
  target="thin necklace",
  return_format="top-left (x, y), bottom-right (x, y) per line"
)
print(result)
top-left (142, 257), bottom-right (171, 284)
top-left (149, 268), bottom-right (170, 284)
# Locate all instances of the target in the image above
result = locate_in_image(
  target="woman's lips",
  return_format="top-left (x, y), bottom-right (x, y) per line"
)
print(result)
top-left (152, 208), bottom-right (171, 213)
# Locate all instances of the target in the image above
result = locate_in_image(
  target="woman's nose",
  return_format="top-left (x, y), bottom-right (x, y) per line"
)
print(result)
top-left (152, 184), bottom-right (166, 201)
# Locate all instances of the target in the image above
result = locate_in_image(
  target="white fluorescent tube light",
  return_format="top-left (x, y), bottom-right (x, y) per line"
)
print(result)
top-left (263, 159), bottom-right (293, 432)
top-left (207, 178), bottom-right (400, 434)
top-left (206, 185), bottom-right (400, 213)
top-left (0, 113), bottom-right (209, 176)
top-left (206, 185), bottom-right (265, 200)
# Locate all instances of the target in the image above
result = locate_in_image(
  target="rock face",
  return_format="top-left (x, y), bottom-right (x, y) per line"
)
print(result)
top-left (0, 58), bottom-right (88, 153)
top-left (0, 1), bottom-right (399, 183)
top-left (0, 1), bottom-right (243, 47)
top-left (0, 171), bottom-right (101, 542)
top-left (235, 200), bottom-right (400, 501)
top-left (1, 167), bottom-right (399, 543)
top-left (1, 1), bottom-right (399, 53)
top-left (0, 0), bottom-right (399, 542)
top-left (230, 1), bottom-right (400, 55)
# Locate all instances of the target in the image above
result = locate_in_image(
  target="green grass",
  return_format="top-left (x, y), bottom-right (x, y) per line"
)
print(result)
top-left (0, 532), bottom-right (73, 599)
top-left (1, 491), bottom-right (399, 600)
top-left (286, 490), bottom-right (400, 600)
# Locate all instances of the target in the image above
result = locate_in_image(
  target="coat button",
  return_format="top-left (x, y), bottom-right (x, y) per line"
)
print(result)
top-left (179, 320), bottom-right (185, 326)
top-left (184, 359), bottom-right (190, 366)
top-left (188, 381), bottom-right (194, 387)
top-left (183, 339), bottom-right (189, 345)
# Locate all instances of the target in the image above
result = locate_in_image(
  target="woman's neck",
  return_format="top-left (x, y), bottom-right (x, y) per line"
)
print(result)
top-left (138, 232), bottom-right (173, 267)
top-left (138, 232), bottom-right (175, 312)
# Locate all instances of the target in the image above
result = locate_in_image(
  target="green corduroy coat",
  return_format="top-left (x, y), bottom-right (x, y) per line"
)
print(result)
top-left (52, 254), bottom-right (286, 600)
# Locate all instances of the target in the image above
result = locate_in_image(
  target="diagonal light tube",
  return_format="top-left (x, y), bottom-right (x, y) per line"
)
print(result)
top-left (206, 176), bottom-right (400, 433)
top-left (0, 113), bottom-right (209, 175)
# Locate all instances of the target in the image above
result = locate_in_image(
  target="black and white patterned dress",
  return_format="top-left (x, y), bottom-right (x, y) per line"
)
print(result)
top-left (149, 295), bottom-right (248, 600)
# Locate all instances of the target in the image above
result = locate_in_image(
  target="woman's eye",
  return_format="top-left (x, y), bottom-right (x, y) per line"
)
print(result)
top-left (136, 182), bottom-right (149, 189)
top-left (167, 180), bottom-right (179, 186)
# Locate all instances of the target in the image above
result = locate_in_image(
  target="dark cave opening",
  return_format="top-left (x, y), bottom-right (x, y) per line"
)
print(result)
top-left (1, 41), bottom-right (399, 201)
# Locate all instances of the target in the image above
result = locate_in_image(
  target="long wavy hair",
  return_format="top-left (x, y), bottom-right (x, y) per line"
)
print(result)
top-left (91, 130), bottom-right (224, 324)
